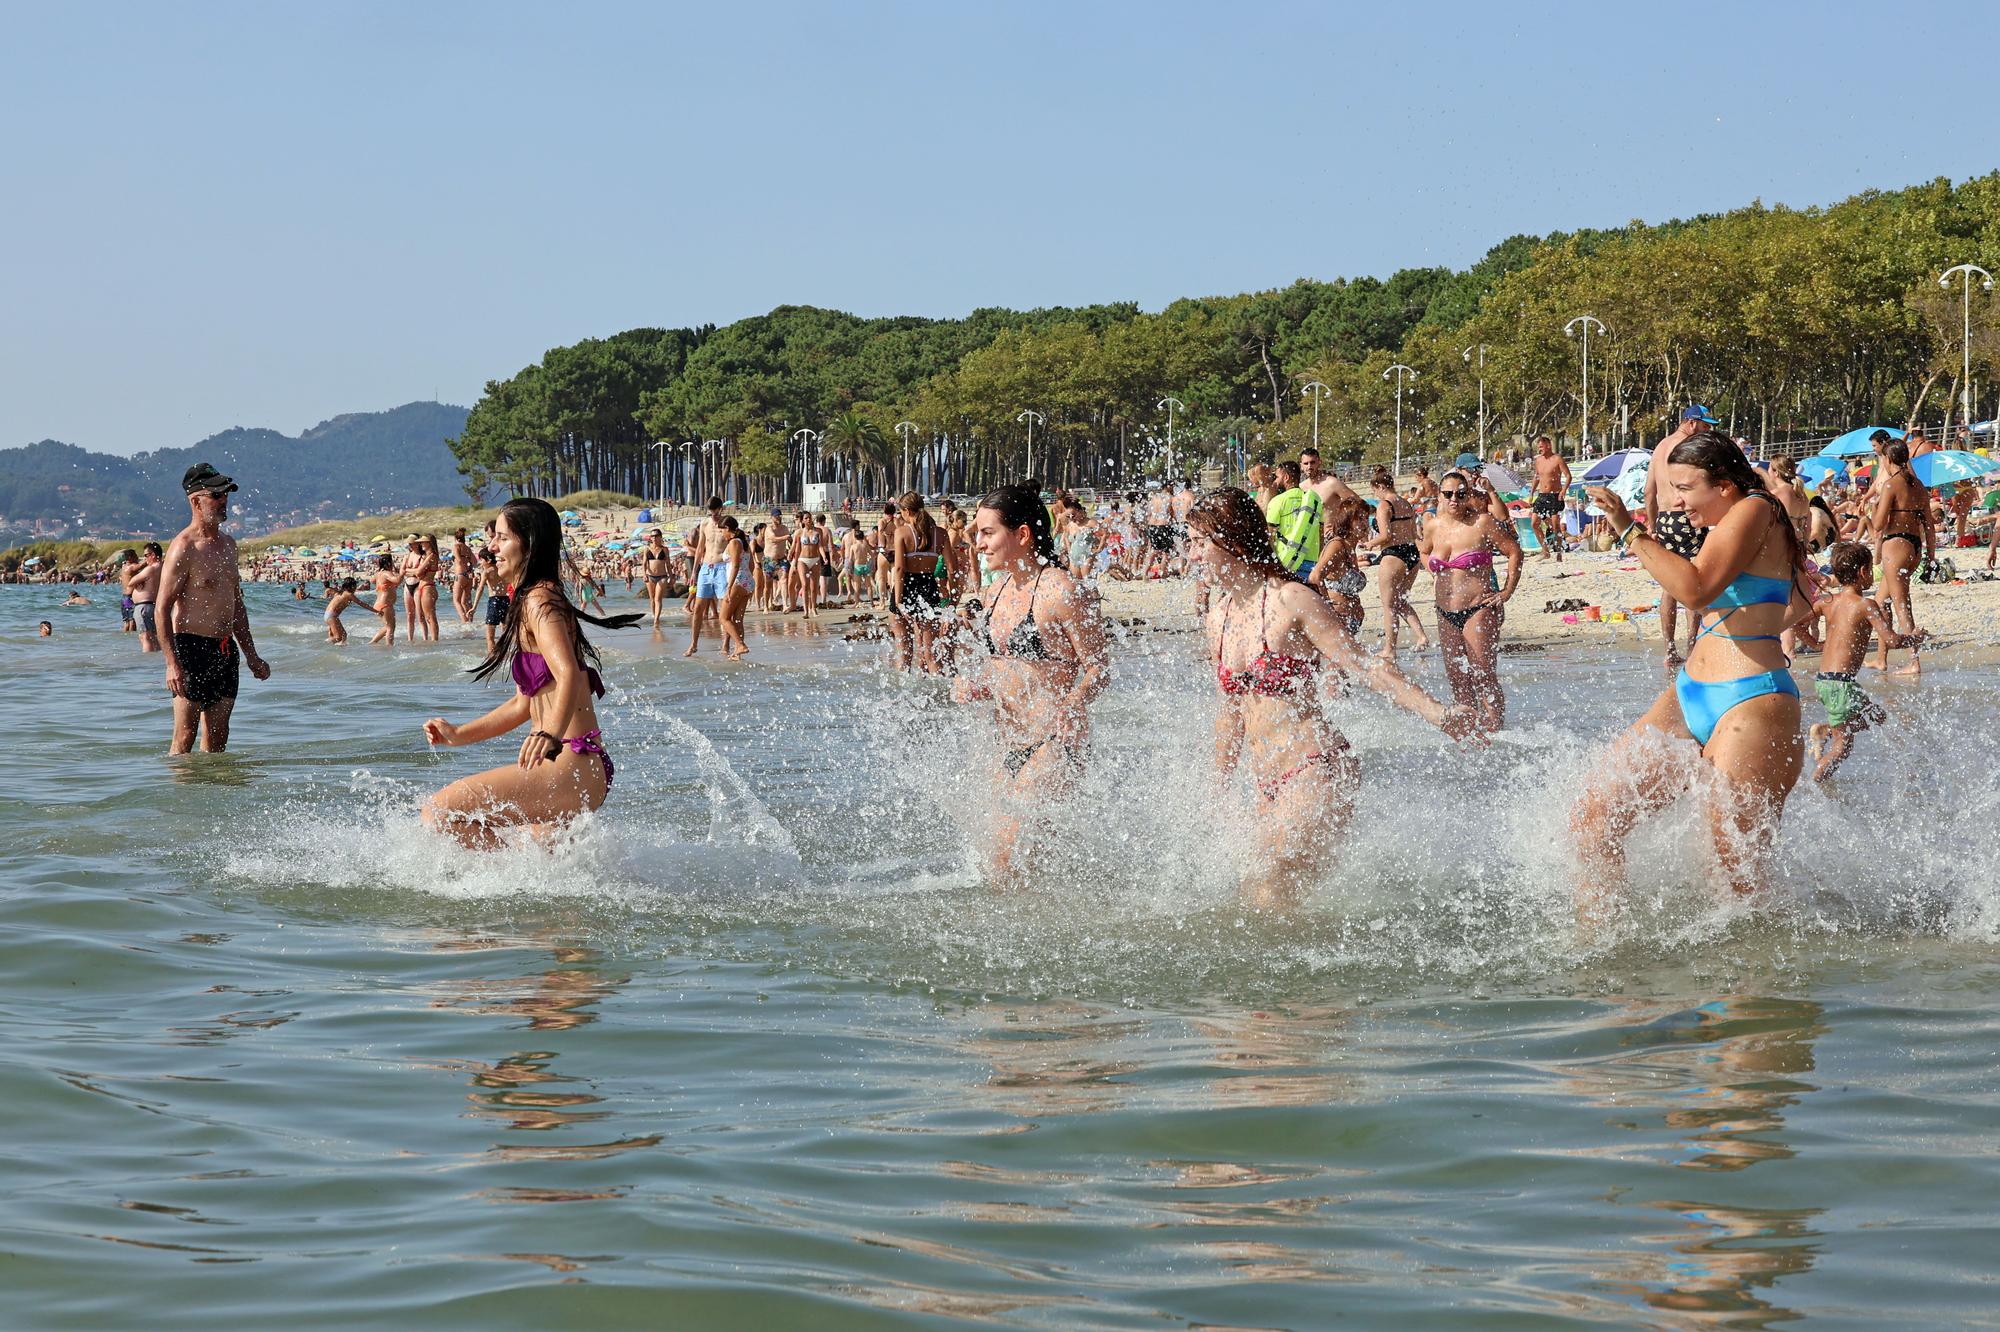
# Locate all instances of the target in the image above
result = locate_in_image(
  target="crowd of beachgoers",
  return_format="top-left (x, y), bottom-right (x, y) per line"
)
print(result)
top-left (25, 417), bottom-right (2000, 917)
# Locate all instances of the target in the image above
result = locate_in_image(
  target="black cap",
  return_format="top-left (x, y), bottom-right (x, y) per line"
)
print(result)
top-left (183, 462), bottom-right (238, 495)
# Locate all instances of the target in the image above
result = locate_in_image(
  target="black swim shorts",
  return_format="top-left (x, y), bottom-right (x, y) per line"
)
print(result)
top-left (1146, 524), bottom-right (1174, 552)
top-left (1533, 492), bottom-right (1563, 517)
top-left (1652, 511), bottom-right (1706, 559)
top-left (172, 633), bottom-right (239, 709)
top-left (900, 571), bottom-right (944, 621)
top-left (485, 593), bottom-right (510, 626)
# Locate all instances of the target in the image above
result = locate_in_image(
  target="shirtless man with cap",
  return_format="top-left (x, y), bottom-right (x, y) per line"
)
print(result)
top-left (156, 463), bottom-right (271, 753)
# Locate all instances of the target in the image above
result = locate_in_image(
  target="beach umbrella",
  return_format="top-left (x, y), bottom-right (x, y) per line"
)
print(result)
top-left (1796, 456), bottom-right (1849, 489)
top-left (1580, 448), bottom-right (1650, 482)
top-left (23, 556), bottom-right (42, 566)
top-left (1818, 426), bottom-right (1902, 458)
top-left (1911, 450), bottom-right (2000, 487)
top-left (560, 510), bottom-right (579, 519)
top-left (1604, 462), bottom-right (1650, 510)
top-left (1477, 462), bottom-right (1524, 493)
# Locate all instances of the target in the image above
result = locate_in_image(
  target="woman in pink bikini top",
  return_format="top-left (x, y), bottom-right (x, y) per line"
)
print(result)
top-left (1190, 487), bottom-right (1477, 911)
top-left (420, 497), bottom-right (640, 850)
top-left (1419, 470), bottom-right (1522, 733)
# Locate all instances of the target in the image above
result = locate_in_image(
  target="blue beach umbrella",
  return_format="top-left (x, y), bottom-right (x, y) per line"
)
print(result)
top-left (1819, 426), bottom-right (1902, 458)
top-left (1910, 449), bottom-right (2000, 488)
top-left (1796, 456), bottom-right (1849, 490)
top-left (1580, 448), bottom-right (1651, 482)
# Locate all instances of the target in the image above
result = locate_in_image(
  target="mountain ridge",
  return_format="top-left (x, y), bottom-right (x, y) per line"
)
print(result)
top-left (0, 401), bottom-right (472, 539)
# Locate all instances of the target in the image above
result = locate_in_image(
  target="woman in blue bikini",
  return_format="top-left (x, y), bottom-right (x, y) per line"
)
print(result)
top-left (1575, 433), bottom-right (1808, 911)
top-left (422, 497), bottom-right (640, 849)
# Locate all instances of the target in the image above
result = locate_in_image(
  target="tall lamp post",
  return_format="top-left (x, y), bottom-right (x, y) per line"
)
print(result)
top-left (1461, 345), bottom-right (1487, 459)
top-left (1016, 409), bottom-right (1044, 481)
top-left (1382, 364), bottom-right (1416, 479)
top-left (895, 420), bottom-right (917, 495)
top-left (650, 440), bottom-right (671, 509)
top-left (1563, 315), bottom-right (1606, 455)
top-left (1299, 381), bottom-right (1329, 451)
top-left (701, 440), bottom-right (725, 504)
top-left (1156, 396), bottom-right (1185, 479)
top-left (677, 440), bottom-right (697, 505)
top-left (789, 428), bottom-right (815, 503)
top-left (1940, 263), bottom-right (1993, 433)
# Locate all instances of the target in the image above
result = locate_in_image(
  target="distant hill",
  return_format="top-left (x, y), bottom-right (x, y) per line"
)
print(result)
top-left (0, 402), bottom-right (471, 539)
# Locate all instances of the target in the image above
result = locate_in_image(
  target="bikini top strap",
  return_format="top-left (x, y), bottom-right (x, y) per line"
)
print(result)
top-left (1258, 585), bottom-right (1275, 655)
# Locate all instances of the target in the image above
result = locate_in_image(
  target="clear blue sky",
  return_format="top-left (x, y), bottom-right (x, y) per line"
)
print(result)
top-left (4, 1), bottom-right (1996, 455)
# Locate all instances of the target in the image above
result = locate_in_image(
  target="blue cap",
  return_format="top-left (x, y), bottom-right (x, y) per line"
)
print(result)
top-left (1454, 452), bottom-right (1480, 469)
top-left (1682, 405), bottom-right (1719, 424)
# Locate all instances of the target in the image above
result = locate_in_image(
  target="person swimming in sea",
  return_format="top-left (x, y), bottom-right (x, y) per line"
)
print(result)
top-left (421, 497), bottom-right (641, 849)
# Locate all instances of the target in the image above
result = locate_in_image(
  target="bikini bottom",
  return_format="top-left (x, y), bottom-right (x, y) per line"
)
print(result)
top-left (1256, 747), bottom-right (1349, 801)
top-left (1004, 735), bottom-right (1081, 779)
top-left (1439, 602), bottom-right (1502, 631)
top-left (1676, 666), bottom-right (1798, 748)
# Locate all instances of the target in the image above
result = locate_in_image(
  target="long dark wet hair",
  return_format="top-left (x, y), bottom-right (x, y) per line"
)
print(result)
top-left (1665, 430), bottom-right (1805, 588)
top-left (471, 497), bottom-right (640, 683)
top-left (1187, 486), bottom-right (1298, 584)
top-left (977, 483), bottom-right (1058, 566)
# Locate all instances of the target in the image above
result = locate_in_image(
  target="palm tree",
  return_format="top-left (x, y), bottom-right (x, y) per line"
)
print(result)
top-left (821, 410), bottom-right (891, 499)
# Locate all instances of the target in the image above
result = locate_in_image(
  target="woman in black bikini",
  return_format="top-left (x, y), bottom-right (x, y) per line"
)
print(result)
top-left (1419, 469), bottom-right (1522, 733)
top-left (1316, 495), bottom-right (1370, 634)
top-left (641, 529), bottom-right (674, 628)
top-left (421, 498), bottom-right (641, 849)
top-left (1363, 469), bottom-right (1432, 661)
top-left (1869, 440), bottom-right (1933, 663)
top-left (398, 537), bottom-right (425, 640)
top-left (892, 493), bottom-right (949, 673)
top-left (950, 484), bottom-right (1109, 888)
top-left (1192, 487), bottom-right (1477, 909)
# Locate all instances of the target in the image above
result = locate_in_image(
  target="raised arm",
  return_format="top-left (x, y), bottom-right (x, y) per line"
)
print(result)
top-left (1050, 574), bottom-right (1110, 717)
top-left (1287, 583), bottom-right (1465, 734)
top-left (1593, 489), bottom-right (1770, 609)
top-left (1482, 515), bottom-right (1524, 605)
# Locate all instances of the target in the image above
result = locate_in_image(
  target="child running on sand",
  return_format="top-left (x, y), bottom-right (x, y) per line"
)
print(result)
top-left (1809, 541), bottom-right (1926, 782)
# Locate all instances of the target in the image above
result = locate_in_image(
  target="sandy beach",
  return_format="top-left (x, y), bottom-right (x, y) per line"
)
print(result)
top-left (246, 496), bottom-right (2000, 663)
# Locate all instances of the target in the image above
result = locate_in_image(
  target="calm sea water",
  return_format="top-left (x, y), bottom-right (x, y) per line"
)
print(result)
top-left (4, 582), bottom-right (1998, 1329)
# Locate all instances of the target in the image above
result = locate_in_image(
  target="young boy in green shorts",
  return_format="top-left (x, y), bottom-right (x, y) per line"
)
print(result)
top-left (1809, 541), bottom-right (1926, 782)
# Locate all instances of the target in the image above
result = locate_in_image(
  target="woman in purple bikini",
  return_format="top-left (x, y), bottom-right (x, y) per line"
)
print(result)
top-left (422, 497), bottom-right (640, 849)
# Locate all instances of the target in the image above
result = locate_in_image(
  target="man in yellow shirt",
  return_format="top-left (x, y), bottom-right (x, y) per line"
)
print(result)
top-left (1265, 460), bottom-right (1323, 579)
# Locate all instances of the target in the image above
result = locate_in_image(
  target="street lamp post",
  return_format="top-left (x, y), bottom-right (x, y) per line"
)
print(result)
top-left (677, 440), bottom-right (697, 505)
top-left (1016, 410), bottom-right (1044, 481)
top-left (1382, 364), bottom-right (1416, 479)
top-left (895, 420), bottom-right (917, 496)
top-left (650, 440), bottom-right (671, 509)
top-left (790, 428), bottom-right (819, 504)
top-left (1940, 264), bottom-right (1994, 433)
top-left (1299, 381), bottom-right (1329, 451)
top-left (1461, 345), bottom-right (1487, 459)
top-left (701, 440), bottom-right (724, 504)
top-left (1563, 315), bottom-right (1606, 455)
top-left (1156, 397), bottom-right (1185, 479)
